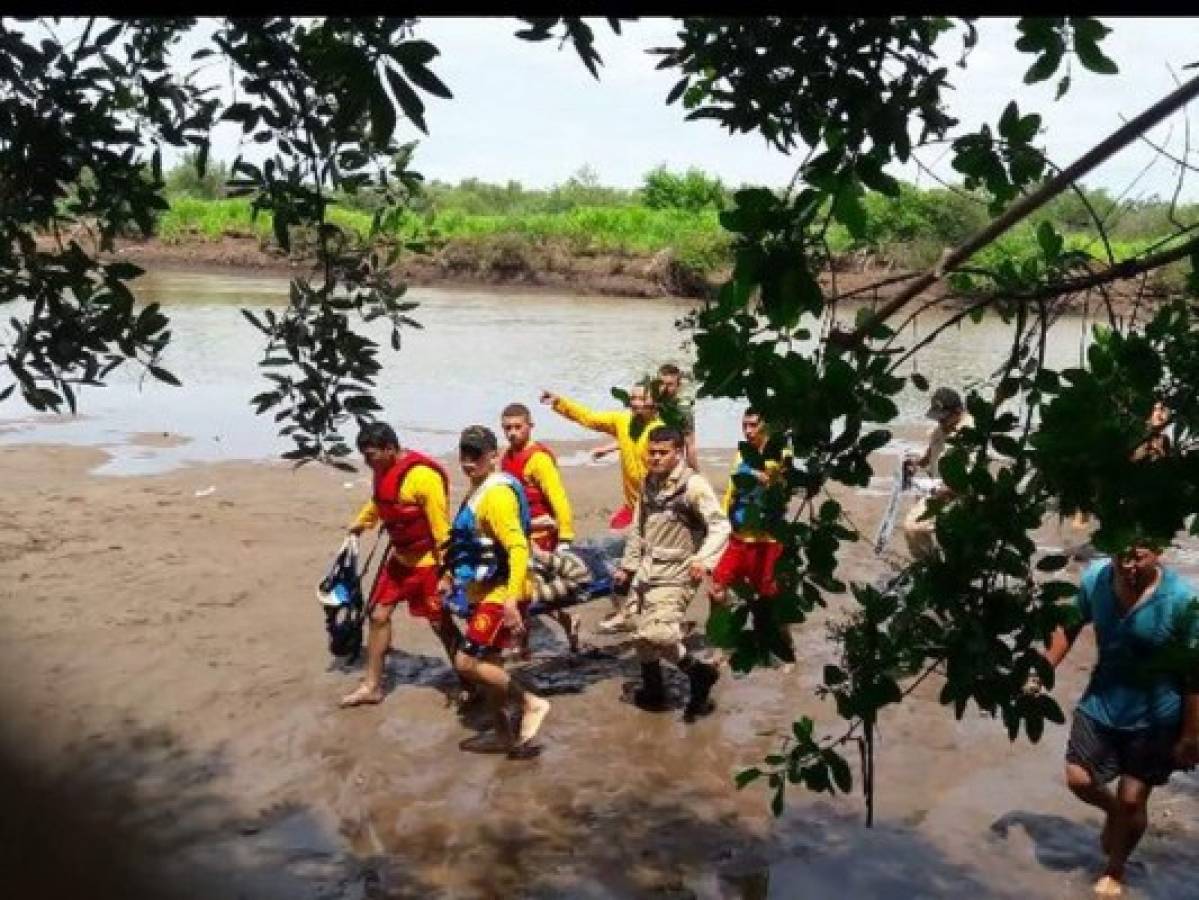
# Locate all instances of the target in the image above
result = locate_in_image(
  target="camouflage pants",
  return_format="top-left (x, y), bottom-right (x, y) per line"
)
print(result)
top-left (630, 581), bottom-right (696, 661)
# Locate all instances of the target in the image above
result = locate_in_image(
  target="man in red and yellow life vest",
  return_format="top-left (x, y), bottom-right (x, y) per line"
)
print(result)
top-left (500, 401), bottom-right (581, 653)
top-left (339, 422), bottom-right (455, 708)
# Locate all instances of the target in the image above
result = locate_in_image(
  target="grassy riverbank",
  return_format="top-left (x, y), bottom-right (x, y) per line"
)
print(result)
top-left (144, 165), bottom-right (1196, 298)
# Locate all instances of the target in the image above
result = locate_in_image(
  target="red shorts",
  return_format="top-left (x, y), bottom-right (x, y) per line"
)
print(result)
top-left (370, 558), bottom-right (441, 621)
top-left (712, 536), bottom-right (782, 598)
top-left (463, 600), bottom-right (531, 655)
top-left (608, 505), bottom-right (633, 530)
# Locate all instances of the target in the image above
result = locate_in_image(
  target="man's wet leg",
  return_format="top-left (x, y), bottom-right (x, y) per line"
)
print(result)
top-left (340, 602), bottom-right (393, 707)
top-left (1097, 776), bottom-right (1152, 894)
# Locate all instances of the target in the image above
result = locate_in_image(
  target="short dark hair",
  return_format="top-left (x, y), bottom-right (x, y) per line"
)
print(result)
top-left (648, 425), bottom-right (684, 448)
top-left (744, 406), bottom-right (762, 419)
top-left (357, 422), bottom-right (399, 452)
top-left (459, 424), bottom-right (499, 457)
top-left (501, 402), bottom-right (531, 421)
top-left (658, 363), bottom-right (682, 378)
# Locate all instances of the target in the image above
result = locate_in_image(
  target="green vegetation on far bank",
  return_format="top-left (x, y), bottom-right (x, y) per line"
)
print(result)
top-left (155, 159), bottom-right (1198, 291)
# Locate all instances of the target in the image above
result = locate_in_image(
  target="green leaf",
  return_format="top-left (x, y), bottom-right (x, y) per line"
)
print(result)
top-left (385, 67), bottom-right (427, 134)
top-left (1024, 48), bottom-right (1064, 84)
top-left (735, 767), bottom-right (763, 789)
top-left (911, 372), bottom-right (929, 391)
top-left (826, 751), bottom-right (853, 793)
top-left (402, 62), bottom-right (453, 100)
top-left (147, 365), bottom-right (181, 387)
top-left (370, 81), bottom-right (398, 145)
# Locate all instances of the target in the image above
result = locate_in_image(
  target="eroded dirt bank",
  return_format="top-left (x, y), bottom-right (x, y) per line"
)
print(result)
top-left (0, 441), bottom-right (1196, 899)
top-left (99, 234), bottom-right (1174, 314)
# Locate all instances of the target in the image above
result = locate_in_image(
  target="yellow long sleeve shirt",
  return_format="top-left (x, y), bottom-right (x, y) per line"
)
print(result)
top-left (351, 464), bottom-right (450, 569)
top-left (467, 476), bottom-right (530, 607)
top-left (722, 446), bottom-right (786, 543)
top-left (522, 448), bottom-right (575, 542)
top-left (551, 395), bottom-right (663, 510)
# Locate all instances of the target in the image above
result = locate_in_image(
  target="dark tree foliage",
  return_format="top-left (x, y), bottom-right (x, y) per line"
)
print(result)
top-left (647, 16), bottom-right (1199, 823)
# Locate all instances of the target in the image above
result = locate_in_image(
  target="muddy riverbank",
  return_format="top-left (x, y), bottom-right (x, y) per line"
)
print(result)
top-left (1, 440), bottom-right (1196, 899)
top-left (99, 234), bottom-right (1175, 314)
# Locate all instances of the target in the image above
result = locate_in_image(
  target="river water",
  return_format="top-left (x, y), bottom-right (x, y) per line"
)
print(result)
top-left (0, 268), bottom-right (1094, 475)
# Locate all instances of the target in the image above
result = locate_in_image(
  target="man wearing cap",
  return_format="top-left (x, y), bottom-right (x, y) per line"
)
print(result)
top-left (445, 425), bottom-right (551, 756)
top-left (902, 387), bottom-right (974, 561)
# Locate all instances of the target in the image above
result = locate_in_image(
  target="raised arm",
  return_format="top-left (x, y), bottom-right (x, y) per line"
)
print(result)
top-left (542, 390), bottom-right (621, 437)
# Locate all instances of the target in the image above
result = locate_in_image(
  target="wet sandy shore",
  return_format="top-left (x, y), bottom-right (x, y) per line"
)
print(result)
top-left (0, 440), bottom-right (1196, 899)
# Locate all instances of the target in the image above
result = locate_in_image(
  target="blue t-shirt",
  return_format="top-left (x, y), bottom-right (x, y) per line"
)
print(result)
top-left (1076, 559), bottom-right (1199, 730)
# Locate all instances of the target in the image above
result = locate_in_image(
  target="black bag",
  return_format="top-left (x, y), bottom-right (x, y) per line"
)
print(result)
top-left (317, 537), bottom-right (367, 661)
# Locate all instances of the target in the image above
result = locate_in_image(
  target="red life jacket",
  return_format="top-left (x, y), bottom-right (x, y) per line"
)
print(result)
top-left (373, 451), bottom-right (449, 554)
top-left (502, 442), bottom-right (557, 524)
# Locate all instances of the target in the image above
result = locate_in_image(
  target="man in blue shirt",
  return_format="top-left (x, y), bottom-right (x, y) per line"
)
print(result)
top-left (1032, 544), bottom-right (1199, 896)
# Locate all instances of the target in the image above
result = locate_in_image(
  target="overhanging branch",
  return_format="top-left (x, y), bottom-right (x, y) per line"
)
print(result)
top-left (829, 72), bottom-right (1199, 349)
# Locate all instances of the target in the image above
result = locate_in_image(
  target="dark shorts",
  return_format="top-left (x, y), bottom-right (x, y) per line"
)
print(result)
top-left (1065, 709), bottom-right (1180, 787)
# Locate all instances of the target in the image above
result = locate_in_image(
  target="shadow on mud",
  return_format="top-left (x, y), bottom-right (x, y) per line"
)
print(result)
top-left (0, 719), bottom-right (441, 900)
top-left (991, 810), bottom-right (1195, 899)
top-left (0, 708), bottom-right (1036, 900)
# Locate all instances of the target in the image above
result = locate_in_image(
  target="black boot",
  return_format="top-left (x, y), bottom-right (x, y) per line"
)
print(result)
top-left (679, 655), bottom-right (719, 722)
top-left (633, 661), bottom-right (669, 711)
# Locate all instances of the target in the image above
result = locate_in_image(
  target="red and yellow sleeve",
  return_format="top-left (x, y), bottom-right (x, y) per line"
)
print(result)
top-left (478, 486), bottom-right (529, 604)
top-left (552, 396), bottom-right (621, 437)
top-left (351, 499), bottom-right (380, 532)
top-left (526, 450), bottom-right (575, 542)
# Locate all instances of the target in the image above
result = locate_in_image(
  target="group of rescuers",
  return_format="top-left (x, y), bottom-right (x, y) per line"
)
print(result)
top-left (337, 363), bottom-right (1196, 897)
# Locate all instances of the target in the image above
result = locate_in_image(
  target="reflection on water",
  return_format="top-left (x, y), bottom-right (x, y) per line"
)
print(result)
top-left (1, 269), bottom-right (1095, 475)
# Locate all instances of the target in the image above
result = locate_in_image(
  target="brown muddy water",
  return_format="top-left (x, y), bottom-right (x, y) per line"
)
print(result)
top-left (0, 270), bottom-right (1196, 899)
top-left (1, 267), bottom-right (1096, 475)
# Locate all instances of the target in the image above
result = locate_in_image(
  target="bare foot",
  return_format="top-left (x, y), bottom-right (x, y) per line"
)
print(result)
top-left (1094, 874), bottom-right (1123, 896)
top-left (517, 696), bottom-right (551, 746)
top-left (339, 683), bottom-right (383, 708)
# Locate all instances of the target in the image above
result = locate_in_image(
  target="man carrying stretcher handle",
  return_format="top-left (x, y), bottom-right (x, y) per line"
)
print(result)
top-left (444, 425), bottom-right (550, 757)
top-left (501, 401), bottom-right (582, 654)
top-left (340, 423), bottom-right (457, 709)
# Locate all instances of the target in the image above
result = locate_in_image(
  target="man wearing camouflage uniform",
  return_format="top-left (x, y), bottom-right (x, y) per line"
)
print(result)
top-left (615, 426), bottom-right (731, 721)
